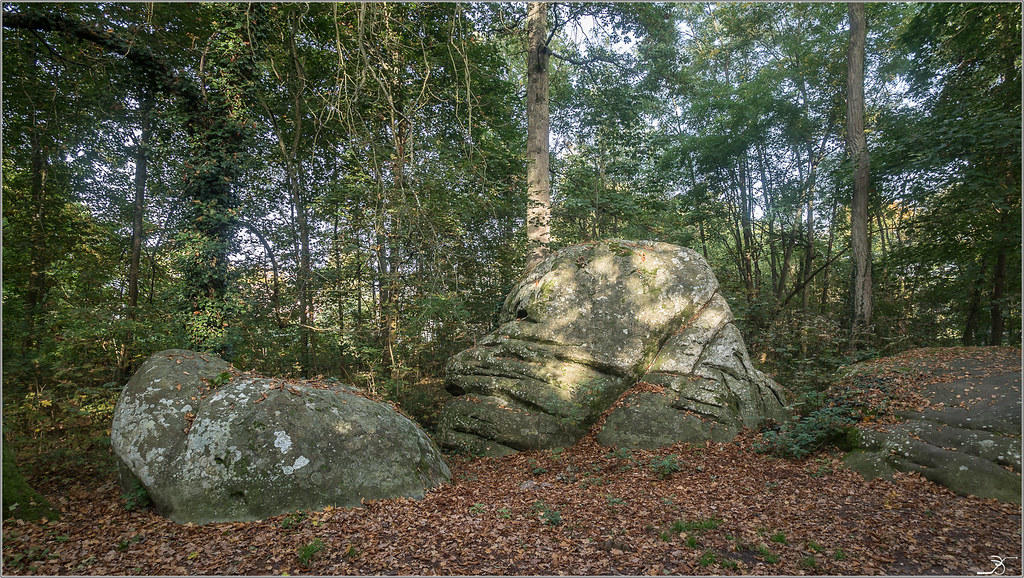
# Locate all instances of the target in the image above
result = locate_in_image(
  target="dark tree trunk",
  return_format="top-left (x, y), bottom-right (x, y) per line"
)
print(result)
top-left (117, 89), bottom-right (152, 384)
top-left (962, 265), bottom-right (986, 345)
top-left (989, 252), bottom-right (1006, 346)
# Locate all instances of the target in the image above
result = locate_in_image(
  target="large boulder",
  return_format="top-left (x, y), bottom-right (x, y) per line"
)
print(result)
top-left (111, 349), bottom-right (451, 524)
top-left (436, 239), bottom-right (787, 455)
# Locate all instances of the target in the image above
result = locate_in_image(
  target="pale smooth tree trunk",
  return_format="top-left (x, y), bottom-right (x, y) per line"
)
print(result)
top-left (846, 2), bottom-right (872, 351)
top-left (525, 1), bottom-right (551, 269)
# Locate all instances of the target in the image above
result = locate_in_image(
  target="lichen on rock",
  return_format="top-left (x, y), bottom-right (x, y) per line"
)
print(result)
top-left (436, 239), bottom-right (787, 455)
top-left (111, 349), bottom-right (450, 524)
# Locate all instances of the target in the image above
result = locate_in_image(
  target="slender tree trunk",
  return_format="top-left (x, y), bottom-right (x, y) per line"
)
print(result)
top-left (802, 199), bottom-right (815, 309)
top-left (26, 95), bottom-right (47, 351)
top-left (776, 226), bottom-right (796, 300)
top-left (989, 252), bottom-right (1006, 346)
top-left (963, 264), bottom-right (986, 345)
top-left (698, 221), bottom-right (709, 261)
top-left (820, 196), bottom-right (838, 310)
top-left (117, 90), bottom-right (152, 383)
top-left (846, 2), bottom-right (872, 351)
top-left (525, 1), bottom-right (551, 269)
top-left (736, 163), bottom-right (756, 302)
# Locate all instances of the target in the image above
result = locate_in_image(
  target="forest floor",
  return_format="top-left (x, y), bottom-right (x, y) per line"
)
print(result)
top-left (3, 346), bottom-right (1021, 576)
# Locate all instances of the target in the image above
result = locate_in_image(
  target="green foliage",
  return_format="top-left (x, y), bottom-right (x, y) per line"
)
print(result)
top-left (756, 544), bottom-right (781, 564)
top-left (120, 480), bottom-right (151, 512)
top-left (699, 550), bottom-right (717, 568)
top-left (2, 1), bottom-right (1018, 452)
top-left (648, 455), bottom-right (682, 479)
top-left (116, 535), bottom-right (144, 552)
top-left (754, 405), bottom-right (858, 459)
top-left (2, 444), bottom-right (59, 522)
top-left (532, 501), bottom-right (563, 527)
top-left (280, 510), bottom-right (308, 530)
top-left (3, 544), bottom-right (59, 573)
top-left (296, 537), bottom-right (325, 567)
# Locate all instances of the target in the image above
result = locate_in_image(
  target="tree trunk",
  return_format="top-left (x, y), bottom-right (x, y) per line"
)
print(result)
top-left (525, 1), bottom-right (551, 269)
top-left (117, 90), bottom-right (152, 383)
top-left (989, 252), bottom-right (1006, 346)
top-left (963, 264), bottom-right (985, 345)
top-left (802, 199), bottom-right (815, 309)
top-left (846, 2), bottom-right (872, 351)
top-left (820, 196), bottom-right (838, 310)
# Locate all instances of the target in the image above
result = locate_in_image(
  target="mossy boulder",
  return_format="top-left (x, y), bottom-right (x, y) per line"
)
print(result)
top-left (111, 349), bottom-right (451, 524)
top-left (436, 240), bottom-right (787, 455)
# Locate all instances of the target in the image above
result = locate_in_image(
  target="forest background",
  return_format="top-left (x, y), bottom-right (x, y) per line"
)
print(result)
top-left (2, 2), bottom-right (1020, 435)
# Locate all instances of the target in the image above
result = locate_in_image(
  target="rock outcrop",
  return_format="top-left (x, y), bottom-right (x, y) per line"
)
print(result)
top-left (111, 349), bottom-right (451, 524)
top-left (844, 351), bottom-right (1021, 505)
top-left (436, 239), bottom-right (787, 455)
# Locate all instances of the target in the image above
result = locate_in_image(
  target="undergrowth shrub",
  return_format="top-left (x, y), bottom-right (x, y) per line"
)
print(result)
top-left (648, 455), bottom-right (682, 479)
top-left (296, 538), bottom-right (325, 567)
top-left (754, 405), bottom-right (859, 459)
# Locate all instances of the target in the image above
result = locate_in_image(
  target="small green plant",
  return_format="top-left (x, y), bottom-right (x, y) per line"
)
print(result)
top-left (699, 550), bottom-right (717, 567)
top-left (497, 507), bottom-right (512, 519)
top-left (605, 447), bottom-right (635, 471)
top-left (834, 548), bottom-right (848, 561)
top-left (6, 546), bottom-right (58, 572)
top-left (670, 517), bottom-right (722, 533)
top-left (756, 544), bottom-right (780, 564)
top-left (605, 495), bottom-right (625, 506)
top-left (721, 558), bottom-right (739, 570)
top-left (770, 531), bottom-right (787, 544)
top-left (807, 541), bottom-right (823, 553)
top-left (469, 502), bottom-right (487, 516)
top-left (296, 538), bottom-right (325, 567)
top-left (343, 544), bottom-right (359, 559)
top-left (754, 405), bottom-right (859, 459)
top-left (280, 511), bottom-right (307, 529)
top-left (800, 555), bottom-right (817, 569)
top-left (115, 535), bottom-right (143, 551)
top-left (121, 481), bottom-right (150, 512)
top-left (210, 371), bottom-right (232, 387)
top-left (686, 535), bottom-right (699, 548)
top-left (533, 500), bottom-right (563, 526)
top-left (528, 458), bottom-right (547, 475)
top-left (649, 455), bottom-right (682, 479)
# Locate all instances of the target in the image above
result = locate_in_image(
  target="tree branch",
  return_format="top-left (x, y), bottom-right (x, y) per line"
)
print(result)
top-left (547, 49), bottom-right (628, 73)
top-left (3, 8), bottom-right (197, 101)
